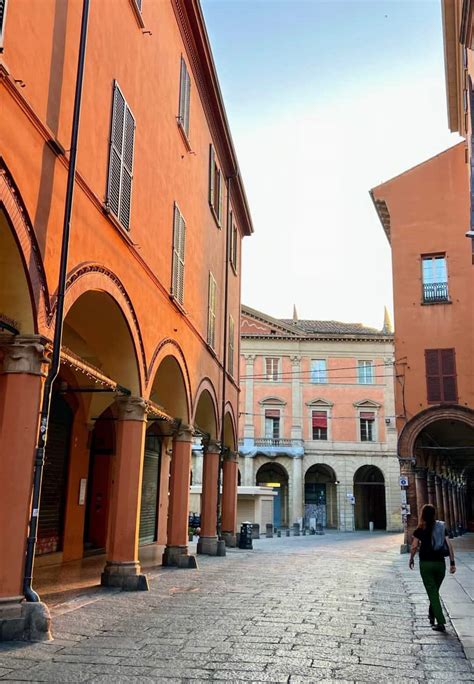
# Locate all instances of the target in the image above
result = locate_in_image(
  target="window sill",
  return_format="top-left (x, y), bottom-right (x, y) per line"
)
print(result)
top-left (102, 205), bottom-right (135, 244)
top-left (206, 343), bottom-right (218, 359)
top-left (230, 262), bottom-right (238, 277)
top-left (169, 294), bottom-right (187, 315)
top-left (421, 299), bottom-right (452, 306)
top-left (129, 0), bottom-right (145, 28)
top-left (209, 204), bottom-right (222, 229)
top-left (177, 120), bottom-right (192, 152)
top-left (427, 399), bottom-right (458, 405)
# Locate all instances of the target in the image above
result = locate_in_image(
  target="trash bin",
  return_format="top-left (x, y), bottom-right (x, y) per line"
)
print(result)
top-left (239, 522), bottom-right (253, 550)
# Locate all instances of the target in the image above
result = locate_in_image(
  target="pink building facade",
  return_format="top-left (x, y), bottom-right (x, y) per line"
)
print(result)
top-left (239, 306), bottom-right (401, 532)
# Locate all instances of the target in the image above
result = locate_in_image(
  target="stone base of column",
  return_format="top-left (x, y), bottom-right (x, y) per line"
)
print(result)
top-left (0, 597), bottom-right (52, 642)
top-left (162, 545), bottom-right (198, 569)
top-left (222, 532), bottom-right (236, 548)
top-left (101, 561), bottom-right (149, 591)
top-left (197, 536), bottom-right (219, 556)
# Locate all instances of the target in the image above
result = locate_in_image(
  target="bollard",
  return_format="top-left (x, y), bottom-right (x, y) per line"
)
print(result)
top-left (266, 523), bottom-right (273, 538)
top-left (277, 529), bottom-right (281, 538)
top-left (369, 521), bottom-right (374, 532)
top-left (302, 528), bottom-right (306, 536)
top-left (286, 529), bottom-right (290, 537)
top-left (251, 523), bottom-right (260, 540)
top-left (293, 523), bottom-right (300, 537)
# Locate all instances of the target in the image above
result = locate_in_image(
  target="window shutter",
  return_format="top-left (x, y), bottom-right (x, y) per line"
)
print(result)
top-left (441, 348), bottom-right (457, 402)
top-left (209, 145), bottom-right (215, 208)
top-left (425, 349), bottom-right (442, 402)
top-left (107, 84), bottom-right (125, 218)
top-left (184, 67), bottom-right (191, 135)
top-left (172, 205), bottom-right (186, 303)
top-left (207, 273), bottom-right (216, 348)
top-left (119, 107), bottom-right (135, 230)
top-left (177, 212), bottom-right (186, 303)
top-left (265, 409), bottom-right (280, 418)
top-left (228, 315), bottom-right (235, 375)
top-left (0, 0), bottom-right (9, 51)
top-left (312, 411), bottom-right (327, 428)
top-left (360, 411), bottom-right (375, 420)
top-left (135, 0), bottom-right (142, 9)
top-left (218, 171), bottom-right (224, 223)
top-left (179, 57), bottom-right (190, 136)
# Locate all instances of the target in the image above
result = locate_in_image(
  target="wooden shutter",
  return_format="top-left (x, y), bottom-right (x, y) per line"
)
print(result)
top-left (209, 145), bottom-right (215, 207)
top-left (135, 0), bottom-right (142, 10)
top-left (441, 348), bottom-right (457, 402)
top-left (107, 83), bottom-right (134, 230)
top-left (179, 57), bottom-right (190, 136)
top-left (172, 204), bottom-right (186, 303)
top-left (228, 315), bottom-right (235, 376)
top-left (218, 171), bottom-right (224, 224)
top-left (425, 349), bottom-right (442, 402)
top-left (0, 0), bottom-right (8, 51)
top-left (207, 273), bottom-right (216, 348)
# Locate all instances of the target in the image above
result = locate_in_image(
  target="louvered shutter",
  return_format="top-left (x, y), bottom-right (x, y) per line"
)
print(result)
top-left (207, 273), bottom-right (216, 348)
top-left (119, 107), bottom-right (135, 229)
top-left (107, 84), bottom-right (125, 218)
top-left (218, 172), bottom-right (224, 224)
top-left (441, 348), bottom-right (457, 402)
top-left (209, 145), bottom-right (215, 207)
top-left (425, 349), bottom-right (442, 402)
top-left (0, 0), bottom-right (8, 50)
top-left (172, 205), bottom-right (181, 299)
top-left (177, 212), bottom-right (186, 302)
top-left (184, 67), bottom-right (191, 135)
top-left (228, 315), bottom-right (235, 375)
top-left (135, 0), bottom-right (142, 10)
top-left (179, 58), bottom-right (191, 136)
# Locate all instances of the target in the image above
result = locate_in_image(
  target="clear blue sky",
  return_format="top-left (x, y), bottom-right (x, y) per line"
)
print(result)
top-left (202, 0), bottom-right (461, 329)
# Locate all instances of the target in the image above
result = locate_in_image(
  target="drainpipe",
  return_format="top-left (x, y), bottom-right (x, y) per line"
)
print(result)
top-left (217, 174), bottom-right (234, 538)
top-left (23, 0), bottom-right (90, 602)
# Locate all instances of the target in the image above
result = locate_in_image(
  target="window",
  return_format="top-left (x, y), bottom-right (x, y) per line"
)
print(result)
top-left (264, 409), bottom-right (280, 439)
top-left (171, 204), bottom-right (186, 304)
top-left (312, 411), bottom-right (328, 440)
top-left (106, 82), bottom-right (135, 230)
top-left (229, 214), bottom-right (238, 272)
top-left (209, 145), bottom-right (223, 224)
top-left (425, 349), bottom-right (458, 403)
top-left (360, 412), bottom-right (375, 442)
top-left (207, 273), bottom-right (217, 348)
top-left (0, 0), bottom-right (8, 51)
top-left (358, 360), bottom-right (374, 384)
top-left (422, 255), bottom-right (449, 303)
top-left (311, 359), bottom-right (327, 384)
top-left (178, 57), bottom-right (191, 138)
top-left (228, 315), bottom-right (235, 376)
top-left (265, 357), bottom-right (280, 381)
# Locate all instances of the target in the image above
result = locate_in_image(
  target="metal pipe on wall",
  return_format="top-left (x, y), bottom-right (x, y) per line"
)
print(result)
top-left (23, 0), bottom-right (90, 602)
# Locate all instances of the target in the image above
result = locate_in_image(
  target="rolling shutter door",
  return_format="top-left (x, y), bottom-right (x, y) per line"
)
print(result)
top-left (37, 394), bottom-right (73, 555)
top-left (139, 441), bottom-right (161, 545)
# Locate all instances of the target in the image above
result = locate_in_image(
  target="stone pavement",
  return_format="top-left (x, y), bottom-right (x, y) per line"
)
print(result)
top-left (0, 532), bottom-right (473, 683)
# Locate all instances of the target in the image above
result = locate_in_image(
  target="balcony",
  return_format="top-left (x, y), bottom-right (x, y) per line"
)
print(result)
top-left (239, 437), bottom-right (304, 458)
top-left (422, 282), bottom-right (449, 304)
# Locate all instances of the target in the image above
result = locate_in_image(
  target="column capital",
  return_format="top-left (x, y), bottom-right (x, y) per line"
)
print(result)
top-left (115, 396), bottom-right (147, 422)
top-left (203, 439), bottom-right (221, 456)
top-left (414, 466), bottom-right (428, 479)
top-left (290, 355), bottom-right (301, 366)
top-left (223, 449), bottom-right (239, 463)
top-left (0, 335), bottom-right (50, 376)
top-left (174, 423), bottom-right (194, 443)
top-left (244, 354), bottom-right (256, 363)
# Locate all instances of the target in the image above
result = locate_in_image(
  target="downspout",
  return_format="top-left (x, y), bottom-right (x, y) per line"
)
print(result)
top-left (23, 0), bottom-right (90, 602)
top-left (217, 174), bottom-right (233, 538)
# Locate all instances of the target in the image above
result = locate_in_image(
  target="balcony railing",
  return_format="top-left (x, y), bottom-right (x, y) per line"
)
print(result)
top-left (254, 438), bottom-right (299, 447)
top-left (423, 282), bottom-right (449, 303)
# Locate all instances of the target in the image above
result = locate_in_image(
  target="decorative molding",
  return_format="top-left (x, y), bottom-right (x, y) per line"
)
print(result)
top-left (258, 396), bottom-right (286, 406)
top-left (147, 337), bottom-right (193, 417)
top-left (353, 399), bottom-right (382, 409)
top-left (115, 395), bottom-right (147, 422)
top-left (306, 398), bottom-right (334, 408)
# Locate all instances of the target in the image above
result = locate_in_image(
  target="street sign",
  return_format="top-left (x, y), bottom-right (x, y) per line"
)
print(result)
top-left (399, 476), bottom-right (409, 487)
top-left (400, 489), bottom-right (407, 504)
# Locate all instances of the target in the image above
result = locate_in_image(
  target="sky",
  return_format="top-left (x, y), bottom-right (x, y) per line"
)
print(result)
top-left (201, 0), bottom-right (461, 330)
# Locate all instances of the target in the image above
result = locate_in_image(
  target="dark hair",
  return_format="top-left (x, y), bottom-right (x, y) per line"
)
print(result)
top-left (420, 503), bottom-right (436, 530)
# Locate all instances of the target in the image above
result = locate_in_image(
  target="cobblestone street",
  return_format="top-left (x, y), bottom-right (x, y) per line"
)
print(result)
top-left (0, 532), bottom-right (473, 683)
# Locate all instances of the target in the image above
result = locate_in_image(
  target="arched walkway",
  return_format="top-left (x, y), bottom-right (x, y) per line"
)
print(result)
top-left (256, 462), bottom-right (289, 528)
top-left (354, 465), bottom-right (386, 530)
top-left (304, 464), bottom-right (338, 529)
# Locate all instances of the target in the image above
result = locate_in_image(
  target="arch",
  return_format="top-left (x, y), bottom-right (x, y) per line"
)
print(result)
top-left (149, 353), bottom-right (190, 423)
top-left (398, 405), bottom-right (474, 459)
top-left (62, 289), bottom-right (142, 396)
top-left (0, 160), bottom-right (50, 333)
top-left (147, 339), bottom-right (192, 409)
top-left (353, 464), bottom-right (386, 530)
top-left (256, 461), bottom-right (289, 528)
top-left (304, 463), bottom-right (338, 529)
top-left (57, 264), bottom-right (146, 390)
top-left (193, 381), bottom-right (219, 440)
top-left (223, 402), bottom-right (237, 450)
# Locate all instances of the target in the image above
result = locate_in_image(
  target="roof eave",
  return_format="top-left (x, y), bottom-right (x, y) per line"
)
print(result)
top-left (441, 0), bottom-right (462, 134)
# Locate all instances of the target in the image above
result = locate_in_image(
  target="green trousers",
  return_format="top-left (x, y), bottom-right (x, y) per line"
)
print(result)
top-left (419, 560), bottom-right (446, 625)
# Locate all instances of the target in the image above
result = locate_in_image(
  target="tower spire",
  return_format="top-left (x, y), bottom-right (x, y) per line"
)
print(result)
top-left (382, 306), bottom-right (393, 334)
top-left (292, 304), bottom-right (298, 322)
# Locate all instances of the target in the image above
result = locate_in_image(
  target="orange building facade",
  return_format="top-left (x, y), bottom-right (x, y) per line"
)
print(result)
top-left (0, 0), bottom-right (252, 640)
top-left (371, 143), bottom-right (474, 546)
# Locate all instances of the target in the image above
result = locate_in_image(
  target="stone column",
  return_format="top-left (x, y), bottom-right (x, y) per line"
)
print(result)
top-left (162, 425), bottom-right (196, 568)
top-left (290, 356), bottom-right (302, 440)
top-left (442, 478), bottom-right (452, 533)
top-left (291, 456), bottom-right (304, 525)
top-left (197, 440), bottom-right (220, 556)
top-left (193, 449), bottom-right (203, 486)
top-left (435, 475), bottom-right (444, 521)
top-left (452, 483), bottom-right (460, 535)
top-left (0, 335), bottom-right (52, 641)
top-left (102, 397), bottom-right (148, 590)
top-left (243, 453), bottom-right (254, 486)
top-left (427, 471), bottom-right (436, 506)
top-left (448, 482), bottom-right (457, 536)
top-left (243, 355), bottom-right (255, 440)
top-left (221, 450), bottom-right (239, 547)
top-left (414, 467), bottom-right (428, 524)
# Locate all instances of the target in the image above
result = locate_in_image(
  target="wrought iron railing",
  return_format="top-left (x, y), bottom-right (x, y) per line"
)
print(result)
top-left (423, 282), bottom-right (449, 303)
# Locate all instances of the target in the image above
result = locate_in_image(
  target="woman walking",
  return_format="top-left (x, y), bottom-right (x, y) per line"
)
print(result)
top-left (409, 503), bottom-right (456, 632)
